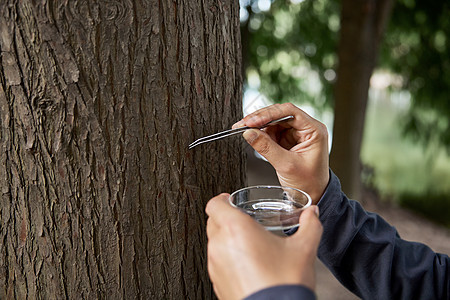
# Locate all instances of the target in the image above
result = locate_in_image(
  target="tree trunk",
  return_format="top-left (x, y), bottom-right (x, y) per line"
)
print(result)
top-left (330, 0), bottom-right (392, 200)
top-left (0, 1), bottom-right (244, 299)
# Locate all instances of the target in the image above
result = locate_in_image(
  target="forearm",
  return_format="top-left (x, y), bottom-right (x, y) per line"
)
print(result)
top-left (317, 170), bottom-right (450, 299)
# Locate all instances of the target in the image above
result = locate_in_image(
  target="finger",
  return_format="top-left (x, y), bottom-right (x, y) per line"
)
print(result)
top-left (290, 206), bottom-right (323, 251)
top-left (205, 193), bottom-right (230, 217)
top-left (243, 129), bottom-right (292, 167)
top-left (232, 119), bottom-right (246, 129)
top-left (232, 105), bottom-right (278, 128)
top-left (243, 103), bottom-right (315, 130)
top-left (206, 216), bottom-right (219, 239)
top-left (237, 104), bottom-right (290, 128)
top-left (206, 247), bottom-right (222, 299)
top-left (205, 193), bottom-right (243, 225)
top-left (264, 126), bottom-right (298, 150)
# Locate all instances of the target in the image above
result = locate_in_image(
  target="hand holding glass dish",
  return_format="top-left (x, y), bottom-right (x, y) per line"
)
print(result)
top-left (229, 185), bottom-right (311, 236)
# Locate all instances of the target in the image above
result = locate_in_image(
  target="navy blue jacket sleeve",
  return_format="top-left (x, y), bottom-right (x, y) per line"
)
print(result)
top-left (317, 170), bottom-right (450, 300)
top-left (244, 285), bottom-right (315, 300)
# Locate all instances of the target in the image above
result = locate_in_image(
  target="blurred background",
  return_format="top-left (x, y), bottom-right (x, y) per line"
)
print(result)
top-left (239, 0), bottom-right (450, 298)
top-left (240, 0), bottom-right (450, 227)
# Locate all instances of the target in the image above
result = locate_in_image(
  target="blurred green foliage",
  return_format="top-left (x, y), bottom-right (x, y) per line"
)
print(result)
top-left (241, 0), bottom-right (339, 111)
top-left (241, 0), bottom-right (450, 226)
top-left (379, 0), bottom-right (450, 152)
top-left (242, 0), bottom-right (450, 147)
top-left (361, 95), bottom-right (450, 228)
top-left (362, 96), bottom-right (450, 195)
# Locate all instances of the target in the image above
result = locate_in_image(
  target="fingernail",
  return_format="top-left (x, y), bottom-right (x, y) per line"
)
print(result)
top-left (314, 206), bottom-right (320, 217)
top-left (232, 120), bottom-right (245, 129)
top-left (242, 129), bottom-right (259, 144)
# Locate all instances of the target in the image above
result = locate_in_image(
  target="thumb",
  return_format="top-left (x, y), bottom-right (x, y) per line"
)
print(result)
top-left (243, 129), bottom-right (289, 166)
top-left (290, 206), bottom-right (323, 251)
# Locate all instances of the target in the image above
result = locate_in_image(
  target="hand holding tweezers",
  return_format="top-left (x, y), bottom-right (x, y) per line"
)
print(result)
top-left (188, 115), bottom-right (294, 149)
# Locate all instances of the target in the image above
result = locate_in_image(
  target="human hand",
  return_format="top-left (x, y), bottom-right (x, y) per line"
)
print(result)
top-left (233, 103), bottom-right (329, 204)
top-left (206, 193), bottom-right (323, 300)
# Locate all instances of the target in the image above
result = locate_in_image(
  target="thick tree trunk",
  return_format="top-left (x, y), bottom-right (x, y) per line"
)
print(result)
top-left (0, 1), bottom-right (244, 299)
top-left (330, 0), bottom-right (392, 200)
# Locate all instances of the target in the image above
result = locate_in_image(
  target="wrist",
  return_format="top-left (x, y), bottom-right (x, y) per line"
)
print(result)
top-left (310, 170), bottom-right (330, 205)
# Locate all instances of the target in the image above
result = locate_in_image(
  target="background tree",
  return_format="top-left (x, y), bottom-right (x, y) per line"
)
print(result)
top-left (330, 0), bottom-right (393, 199)
top-left (241, 0), bottom-right (393, 199)
top-left (0, 1), bottom-right (244, 299)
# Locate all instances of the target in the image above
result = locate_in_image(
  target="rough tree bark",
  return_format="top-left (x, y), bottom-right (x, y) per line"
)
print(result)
top-left (0, 1), bottom-right (244, 299)
top-left (330, 0), bottom-right (393, 200)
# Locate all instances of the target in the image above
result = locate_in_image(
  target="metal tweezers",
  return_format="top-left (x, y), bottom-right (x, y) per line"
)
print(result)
top-left (188, 115), bottom-right (294, 149)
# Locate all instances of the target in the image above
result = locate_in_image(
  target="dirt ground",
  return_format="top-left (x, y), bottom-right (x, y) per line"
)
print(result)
top-left (245, 148), bottom-right (450, 300)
